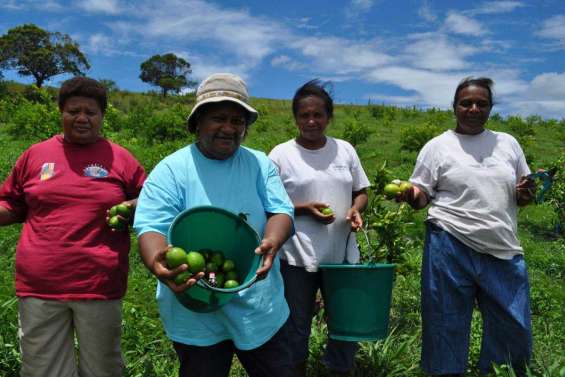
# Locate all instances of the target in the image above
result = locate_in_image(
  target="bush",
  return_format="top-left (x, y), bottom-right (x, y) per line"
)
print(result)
top-left (102, 103), bottom-right (126, 133)
top-left (400, 121), bottom-right (442, 152)
top-left (545, 154), bottom-right (565, 235)
top-left (341, 118), bottom-right (371, 147)
top-left (3, 97), bottom-right (59, 141)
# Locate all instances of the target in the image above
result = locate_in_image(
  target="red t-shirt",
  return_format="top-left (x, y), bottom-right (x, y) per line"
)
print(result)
top-left (0, 135), bottom-right (146, 300)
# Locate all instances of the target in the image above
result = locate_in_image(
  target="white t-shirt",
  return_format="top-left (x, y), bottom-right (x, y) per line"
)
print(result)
top-left (410, 129), bottom-right (530, 259)
top-left (269, 137), bottom-right (371, 271)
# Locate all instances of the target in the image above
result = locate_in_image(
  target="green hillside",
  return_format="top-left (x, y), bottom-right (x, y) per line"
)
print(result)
top-left (0, 85), bottom-right (563, 376)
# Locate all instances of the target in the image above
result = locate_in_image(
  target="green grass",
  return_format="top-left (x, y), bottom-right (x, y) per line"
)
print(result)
top-left (0, 89), bottom-right (563, 376)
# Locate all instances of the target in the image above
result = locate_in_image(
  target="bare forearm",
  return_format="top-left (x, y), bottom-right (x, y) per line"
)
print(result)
top-left (264, 213), bottom-right (293, 248)
top-left (0, 206), bottom-right (21, 226)
top-left (352, 189), bottom-right (368, 212)
top-left (138, 232), bottom-right (168, 273)
top-left (293, 203), bottom-right (312, 216)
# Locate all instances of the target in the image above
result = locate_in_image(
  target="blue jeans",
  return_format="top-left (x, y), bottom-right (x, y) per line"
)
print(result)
top-left (421, 223), bottom-right (532, 376)
top-left (173, 320), bottom-right (294, 377)
top-left (280, 260), bottom-right (359, 373)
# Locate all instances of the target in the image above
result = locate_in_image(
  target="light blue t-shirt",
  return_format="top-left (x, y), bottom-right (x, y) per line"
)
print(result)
top-left (134, 144), bottom-right (294, 350)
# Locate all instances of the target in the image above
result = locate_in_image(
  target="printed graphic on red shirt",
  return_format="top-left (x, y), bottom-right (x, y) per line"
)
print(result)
top-left (83, 163), bottom-right (109, 178)
top-left (40, 162), bottom-right (55, 181)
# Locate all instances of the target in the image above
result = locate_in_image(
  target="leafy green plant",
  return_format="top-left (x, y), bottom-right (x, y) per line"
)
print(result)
top-left (545, 154), bottom-right (565, 235)
top-left (341, 117), bottom-right (371, 147)
top-left (3, 97), bottom-right (59, 141)
top-left (400, 121), bottom-right (442, 152)
top-left (360, 162), bottom-right (415, 267)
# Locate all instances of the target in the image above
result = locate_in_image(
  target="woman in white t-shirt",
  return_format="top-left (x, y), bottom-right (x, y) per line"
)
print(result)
top-left (269, 80), bottom-right (370, 377)
top-left (399, 77), bottom-right (536, 377)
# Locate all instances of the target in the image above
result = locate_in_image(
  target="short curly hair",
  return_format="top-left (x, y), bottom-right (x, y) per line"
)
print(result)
top-left (58, 76), bottom-right (108, 113)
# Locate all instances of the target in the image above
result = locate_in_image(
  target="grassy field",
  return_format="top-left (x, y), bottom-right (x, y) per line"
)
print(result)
top-left (0, 87), bottom-right (563, 376)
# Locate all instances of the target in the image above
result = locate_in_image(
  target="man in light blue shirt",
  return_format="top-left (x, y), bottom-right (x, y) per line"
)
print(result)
top-left (134, 73), bottom-right (295, 377)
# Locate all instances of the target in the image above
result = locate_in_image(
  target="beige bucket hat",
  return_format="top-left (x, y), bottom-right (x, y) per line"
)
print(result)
top-left (187, 73), bottom-right (258, 132)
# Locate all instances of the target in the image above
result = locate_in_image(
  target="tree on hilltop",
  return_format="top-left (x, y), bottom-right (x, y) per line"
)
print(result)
top-left (139, 53), bottom-right (195, 97)
top-left (0, 24), bottom-right (90, 88)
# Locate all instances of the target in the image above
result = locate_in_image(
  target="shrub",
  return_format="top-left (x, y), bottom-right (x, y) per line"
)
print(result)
top-left (102, 103), bottom-right (126, 133)
top-left (545, 154), bottom-right (565, 235)
top-left (3, 97), bottom-right (60, 141)
top-left (506, 116), bottom-right (535, 163)
top-left (341, 118), bottom-right (371, 147)
top-left (400, 121), bottom-right (442, 152)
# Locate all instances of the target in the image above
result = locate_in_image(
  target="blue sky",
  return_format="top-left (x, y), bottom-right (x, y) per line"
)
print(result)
top-left (1, 0), bottom-right (565, 119)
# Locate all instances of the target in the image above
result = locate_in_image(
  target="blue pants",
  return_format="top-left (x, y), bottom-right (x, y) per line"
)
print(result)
top-left (421, 223), bottom-right (532, 376)
top-left (280, 260), bottom-right (359, 372)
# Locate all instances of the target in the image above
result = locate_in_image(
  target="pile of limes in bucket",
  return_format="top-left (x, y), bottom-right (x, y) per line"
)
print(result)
top-left (107, 203), bottom-right (131, 230)
top-left (166, 247), bottom-right (240, 288)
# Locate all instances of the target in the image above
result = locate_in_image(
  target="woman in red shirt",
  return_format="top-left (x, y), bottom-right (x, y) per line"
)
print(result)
top-left (0, 76), bottom-right (146, 376)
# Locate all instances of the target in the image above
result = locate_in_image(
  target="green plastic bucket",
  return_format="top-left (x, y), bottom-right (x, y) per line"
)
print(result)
top-left (319, 263), bottom-right (395, 341)
top-left (168, 206), bottom-right (262, 313)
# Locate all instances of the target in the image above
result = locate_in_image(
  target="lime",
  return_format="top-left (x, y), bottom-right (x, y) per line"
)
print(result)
top-left (399, 181), bottom-right (413, 193)
top-left (174, 271), bottom-right (191, 285)
top-left (215, 272), bottom-right (225, 288)
top-left (206, 262), bottom-right (219, 273)
top-left (107, 215), bottom-right (125, 230)
top-left (109, 206), bottom-right (118, 217)
top-left (210, 251), bottom-right (225, 267)
top-left (383, 183), bottom-right (401, 199)
top-left (224, 280), bottom-right (239, 289)
top-left (115, 204), bottom-right (131, 219)
top-left (320, 207), bottom-right (333, 216)
top-left (225, 270), bottom-right (239, 282)
top-left (222, 259), bottom-right (235, 272)
top-left (186, 251), bottom-right (206, 274)
top-left (166, 247), bottom-right (187, 269)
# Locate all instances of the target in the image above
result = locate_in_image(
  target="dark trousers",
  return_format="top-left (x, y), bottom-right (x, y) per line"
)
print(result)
top-left (173, 321), bottom-right (295, 377)
top-left (280, 260), bottom-right (359, 372)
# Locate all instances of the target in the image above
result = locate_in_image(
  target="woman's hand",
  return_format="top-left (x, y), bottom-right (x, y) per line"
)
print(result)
top-left (346, 207), bottom-right (363, 232)
top-left (255, 237), bottom-right (281, 279)
top-left (308, 202), bottom-right (336, 224)
top-left (138, 232), bottom-right (204, 293)
top-left (105, 199), bottom-right (138, 231)
top-left (255, 213), bottom-right (293, 279)
top-left (397, 185), bottom-right (429, 210)
top-left (516, 176), bottom-right (536, 206)
top-left (151, 246), bottom-right (205, 293)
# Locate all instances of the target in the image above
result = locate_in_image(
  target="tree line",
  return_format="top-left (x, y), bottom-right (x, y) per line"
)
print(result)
top-left (0, 23), bottom-right (194, 96)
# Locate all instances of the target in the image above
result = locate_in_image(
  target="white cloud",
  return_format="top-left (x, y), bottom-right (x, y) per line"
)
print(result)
top-left (470, 1), bottom-right (526, 15)
top-left (536, 15), bottom-right (565, 48)
top-left (290, 37), bottom-right (392, 76)
top-left (183, 53), bottom-right (252, 83)
top-left (123, 0), bottom-right (286, 65)
top-left (444, 11), bottom-right (487, 36)
top-left (271, 55), bottom-right (305, 71)
top-left (0, 0), bottom-right (24, 10)
top-left (365, 93), bottom-right (424, 106)
top-left (529, 72), bottom-right (565, 98)
top-left (505, 72), bottom-right (565, 118)
top-left (402, 34), bottom-right (476, 71)
top-left (83, 33), bottom-right (120, 56)
top-left (76, 0), bottom-right (121, 14)
top-left (0, 0), bottom-right (64, 11)
top-left (365, 66), bottom-right (461, 107)
top-left (350, 0), bottom-right (373, 12)
top-left (418, 1), bottom-right (437, 23)
top-left (345, 0), bottom-right (374, 20)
